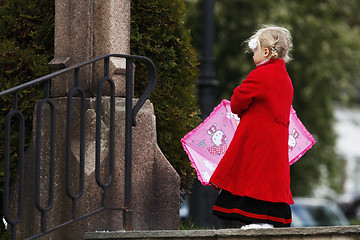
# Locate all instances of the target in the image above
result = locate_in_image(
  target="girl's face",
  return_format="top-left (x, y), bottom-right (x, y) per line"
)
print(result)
top-left (252, 46), bottom-right (270, 65)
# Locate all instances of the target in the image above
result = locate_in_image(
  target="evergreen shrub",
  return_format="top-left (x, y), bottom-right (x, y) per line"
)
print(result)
top-left (131, 0), bottom-right (201, 193)
top-left (0, 0), bottom-right (54, 232)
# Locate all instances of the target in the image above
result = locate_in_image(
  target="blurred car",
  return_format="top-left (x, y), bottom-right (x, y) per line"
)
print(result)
top-left (290, 197), bottom-right (350, 227)
top-left (338, 190), bottom-right (360, 221)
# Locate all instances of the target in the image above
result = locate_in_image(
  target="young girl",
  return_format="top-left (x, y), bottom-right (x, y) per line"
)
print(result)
top-left (209, 25), bottom-right (294, 229)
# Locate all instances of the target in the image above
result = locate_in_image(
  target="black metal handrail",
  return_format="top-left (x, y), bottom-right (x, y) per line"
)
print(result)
top-left (1, 53), bottom-right (157, 239)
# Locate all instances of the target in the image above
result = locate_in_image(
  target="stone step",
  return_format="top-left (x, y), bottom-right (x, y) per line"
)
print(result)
top-left (84, 225), bottom-right (360, 240)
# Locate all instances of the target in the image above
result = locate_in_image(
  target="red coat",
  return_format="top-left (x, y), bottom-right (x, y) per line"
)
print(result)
top-left (209, 59), bottom-right (294, 205)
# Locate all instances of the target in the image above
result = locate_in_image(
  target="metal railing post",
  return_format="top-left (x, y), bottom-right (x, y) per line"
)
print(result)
top-left (123, 58), bottom-right (134, 231)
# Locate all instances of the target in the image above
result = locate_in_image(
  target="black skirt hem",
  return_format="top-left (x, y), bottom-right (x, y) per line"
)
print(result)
top-left (213, 208), bottom-right (291, 227)
top-left (213, 190), bottom-right (292, 228)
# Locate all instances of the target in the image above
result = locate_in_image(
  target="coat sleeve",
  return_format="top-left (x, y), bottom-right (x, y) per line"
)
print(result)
top-left (231, 71), bottom-right (263, 116)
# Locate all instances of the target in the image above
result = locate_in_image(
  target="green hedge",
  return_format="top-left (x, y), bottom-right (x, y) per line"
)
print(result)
top-left (131, 0), bottom-right (201, 193)
top-left (0, 0), bottom-right (54, 233)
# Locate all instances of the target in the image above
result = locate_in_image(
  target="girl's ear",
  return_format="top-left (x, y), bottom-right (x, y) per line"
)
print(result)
top-left (263, 47), bottom-right (270, 58)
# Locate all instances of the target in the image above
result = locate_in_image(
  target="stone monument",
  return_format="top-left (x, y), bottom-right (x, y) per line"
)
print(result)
top-left (10, 0), bottom-right (180, 239)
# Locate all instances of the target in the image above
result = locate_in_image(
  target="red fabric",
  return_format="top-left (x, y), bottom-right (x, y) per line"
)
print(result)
top-left (209, 59), bottom-right (294, 205)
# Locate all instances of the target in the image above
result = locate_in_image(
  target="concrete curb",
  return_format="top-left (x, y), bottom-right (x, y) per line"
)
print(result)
top-left (84, 225), bottom-right (360, 240)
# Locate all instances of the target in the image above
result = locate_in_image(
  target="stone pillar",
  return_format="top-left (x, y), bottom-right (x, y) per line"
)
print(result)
top-left (49, 0), bottom-right (130, 97)
top-left (92, 0), bottom-right (129, 95)
top-left (10, 0), bottom-right (181, 239)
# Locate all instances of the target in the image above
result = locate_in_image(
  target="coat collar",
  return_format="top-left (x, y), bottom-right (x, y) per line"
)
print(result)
top-left (255, 58), bottom-right (285, 69)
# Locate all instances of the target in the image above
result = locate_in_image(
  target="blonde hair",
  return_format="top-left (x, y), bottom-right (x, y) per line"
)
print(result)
top-left (246, 25), bottom-right (293, 62)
